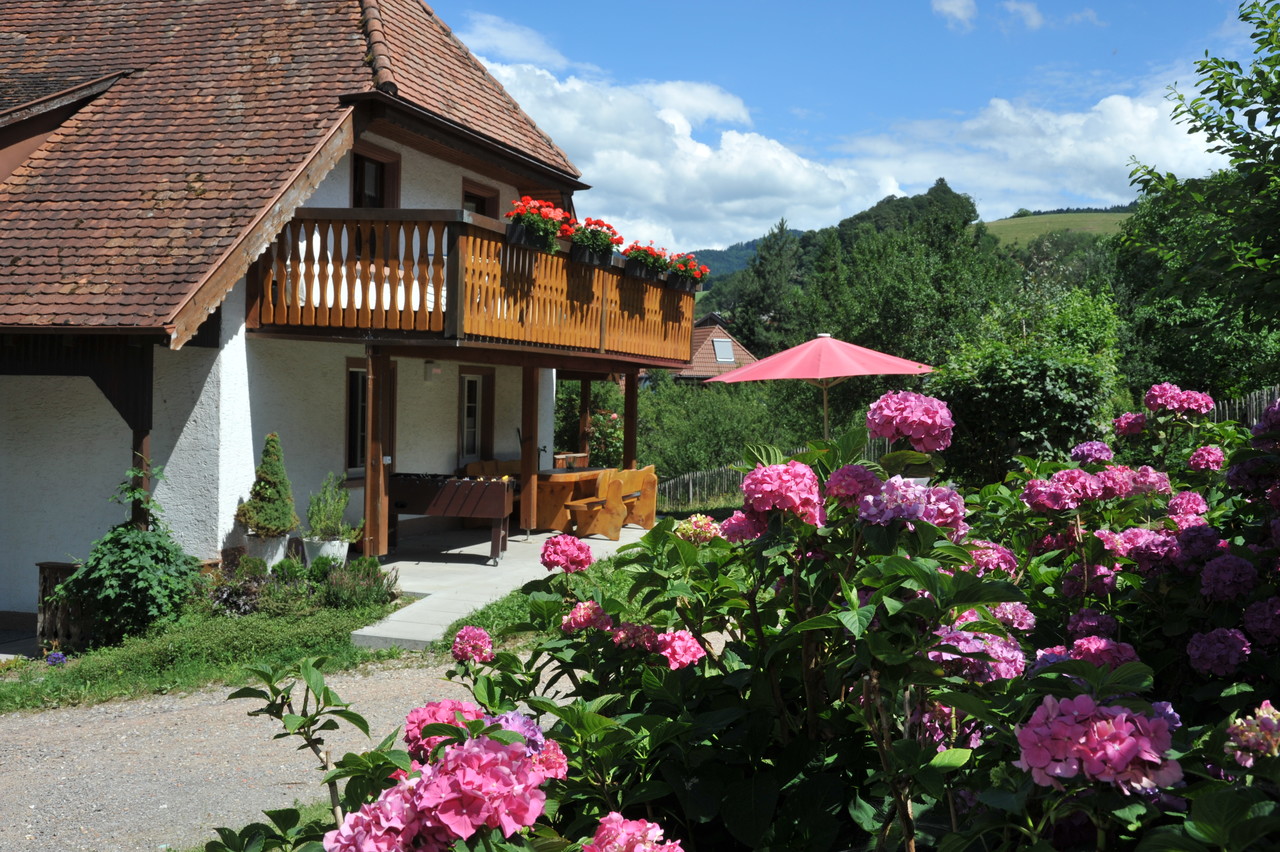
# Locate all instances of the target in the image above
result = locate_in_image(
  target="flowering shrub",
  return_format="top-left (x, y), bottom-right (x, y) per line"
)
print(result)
top-left (539, 534), bottom-right (593, 574)
top-left (504, 196), bottom-right (571, 253)
top-left (671, 513), bottom-right (720, 544)
top-left (866, 390), bottom-right (954, 452)
top-left (451, 625), bottom-right (495, 663)
top-left (218, 385), bottom-right (1280, 851)
top-left (667, 252), bottom-right (710, 281)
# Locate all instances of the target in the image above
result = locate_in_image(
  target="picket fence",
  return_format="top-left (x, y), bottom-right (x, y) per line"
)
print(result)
top-left (656, 437), bottom-right (891, 510)
top-left (656, 385), bottom-right (1280, 510)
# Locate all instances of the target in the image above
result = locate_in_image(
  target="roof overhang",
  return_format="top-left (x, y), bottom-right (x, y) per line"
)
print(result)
top-left (0, 71), bottom-right (130, 130)
top-left (340, 89), bottom-right (588, 194)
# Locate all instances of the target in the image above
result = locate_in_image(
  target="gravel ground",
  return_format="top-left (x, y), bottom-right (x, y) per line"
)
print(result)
top-left (0, 657), bottom-right (470, 851)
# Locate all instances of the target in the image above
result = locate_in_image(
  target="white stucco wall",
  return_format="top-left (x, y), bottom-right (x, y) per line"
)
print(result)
top-left (307, 131), bottom-right (519, 212)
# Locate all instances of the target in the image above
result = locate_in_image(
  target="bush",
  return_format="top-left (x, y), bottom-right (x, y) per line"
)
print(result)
top-left (322, 556), bottom-right (398, 609)
top-left (56, 467), bottom-right (199, 646)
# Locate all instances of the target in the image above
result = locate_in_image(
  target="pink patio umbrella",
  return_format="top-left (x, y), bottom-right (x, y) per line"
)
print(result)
top-left (705, 333), bottom-right (933, 439)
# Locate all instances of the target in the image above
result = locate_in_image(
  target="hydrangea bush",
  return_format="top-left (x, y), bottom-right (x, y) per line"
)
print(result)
top-left (218, 386), bottom-right (1280, 851)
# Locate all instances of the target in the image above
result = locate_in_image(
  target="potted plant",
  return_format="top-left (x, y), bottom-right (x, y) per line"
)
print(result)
top-left (621, 240), bottom-right (670, 281)
top-left (303, 472), bottom-right (363, 565)
top-left (568, 217), bottom-right (623, 267)
top-left (234, 432), bottom-right (298, 566)
top-left (503, 196), bottom-right (572, 253)
top-left (668, 252), bottom-right (710, 291)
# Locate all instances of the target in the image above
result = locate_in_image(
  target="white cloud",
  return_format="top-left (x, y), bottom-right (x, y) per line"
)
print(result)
top-left (933, 0), bottom-right (978, 30)
top-left (1003, 1), bottom-right (1045, 30)
top-left (453, 12), bottom-right (581, 72)
top-left (1065, 8), bottom-right (1104, 27)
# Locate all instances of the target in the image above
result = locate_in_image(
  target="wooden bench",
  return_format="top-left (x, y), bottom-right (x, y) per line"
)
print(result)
top-left (563, 469), bottom-right (627, 540)
top-left (616, 465), bottom-right (657, 529)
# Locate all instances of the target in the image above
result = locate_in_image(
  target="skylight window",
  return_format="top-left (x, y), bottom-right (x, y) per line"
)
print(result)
top-left (712, 338), bottom-right (734, 362)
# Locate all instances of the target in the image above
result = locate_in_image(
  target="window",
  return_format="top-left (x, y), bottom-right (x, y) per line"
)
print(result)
top-left (458, 366), bottom-right (495, 466)
top-left (712, 338), bottom-right (735, 363)
top-left (462, 180), bottom-right (498, 217)
top-left (345, 359), bottom-right (397, 476)
top-left (350, 141), bottom-right (400, 208)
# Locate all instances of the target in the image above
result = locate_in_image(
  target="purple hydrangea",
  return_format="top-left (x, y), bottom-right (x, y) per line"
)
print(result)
top-left (1187, 628), bottom-right (1251, 677)
top-left (1243, 597), bottom-right (1280, 646)
top-left (1068, 607), bottom-right (1118, 639)
top-left (1200, 554), bottom-right (1257, 601)
top-left (1070, 441), bottom-right (1114, 464)
top-left (484, 710), bottom-right (546, 752)
top-left (859, 476), bottom-right (929, 525)
top-left (1062, 563), bottom-right (1118, 598)
top-left (45, 652), bottom-right (66, 666)
top-left (1177, 525), bottom-right (1224, 565)
top-left (1250, 400), bottom-right (1280, 450)
top-left (929, 626), bottom-right (1025, 682)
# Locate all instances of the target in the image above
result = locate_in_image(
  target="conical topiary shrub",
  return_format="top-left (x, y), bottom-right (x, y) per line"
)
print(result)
top-left (235, 432), bottom-right (299, 538)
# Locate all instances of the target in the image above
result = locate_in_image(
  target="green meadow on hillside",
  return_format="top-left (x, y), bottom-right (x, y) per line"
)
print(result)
top-left (983, 211), bottom-right (1130, 246)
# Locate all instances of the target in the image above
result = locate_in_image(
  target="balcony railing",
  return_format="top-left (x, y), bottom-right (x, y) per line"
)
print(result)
top-left (247, 209), bottom-right (694, 363)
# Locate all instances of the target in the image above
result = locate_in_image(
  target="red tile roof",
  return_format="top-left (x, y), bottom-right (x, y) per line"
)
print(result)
top-left (676, 319), bottom-right (758, 380)
top-left (0, 0), bottom-right (579, 342)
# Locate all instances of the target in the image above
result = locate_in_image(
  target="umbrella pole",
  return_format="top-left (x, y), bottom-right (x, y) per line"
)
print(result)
top-left (823, 383), bottom-right (830, 441)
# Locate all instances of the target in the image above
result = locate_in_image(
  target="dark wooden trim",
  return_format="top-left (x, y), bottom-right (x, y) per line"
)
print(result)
top-left (623, 372), bottom-right (638, 469)
top-left (362, 347), bottom-right (393, 557)
top-left (462, 178), bottom-right (500, 217)
top-left (520, 366), bottom-right (539, 531)
top-left (346, 356), bottom-right (396, 477)
top-left (578, 379), bottom-right (591, 455)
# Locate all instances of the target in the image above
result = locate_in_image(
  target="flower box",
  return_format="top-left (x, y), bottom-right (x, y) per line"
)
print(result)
top-left (624, 257), bottom-right (661, 281)
top-left (569, 243), bottom-right (613, 268)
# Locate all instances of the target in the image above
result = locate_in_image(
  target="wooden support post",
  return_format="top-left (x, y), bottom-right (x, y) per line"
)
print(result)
top-left (130, 429), bottom-right (151, 529)
top-left (623, 371), bottom-right (638, 470)
top-left (577, 378), bottom-right (592, 455)
top-left (363, 347), bottom-right (392, 557)
top-left (520, 366), bottom-right (539, 532)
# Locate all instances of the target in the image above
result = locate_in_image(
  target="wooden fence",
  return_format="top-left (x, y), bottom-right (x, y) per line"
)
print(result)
top-left (656, 437), bottom-right (891, 510)
top-left (1212, 384), bottom-right (1280, 426)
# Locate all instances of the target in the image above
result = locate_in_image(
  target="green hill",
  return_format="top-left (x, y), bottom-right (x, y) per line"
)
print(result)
top-left (983, 211), bottom-right (1131, 247)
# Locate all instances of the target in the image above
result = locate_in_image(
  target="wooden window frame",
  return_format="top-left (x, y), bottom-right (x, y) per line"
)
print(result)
top-left (345, 357), bottom-right (397, 478)
top-left (461, 179), bottom-right (499, 218)
top-left (351, 140), bottom-right (401, 209)
top-left (457, 366), bottom-right (495, 466)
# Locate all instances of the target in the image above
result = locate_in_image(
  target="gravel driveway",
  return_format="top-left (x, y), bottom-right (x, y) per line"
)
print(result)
top-left (0, 658), bottom-right (470, 851)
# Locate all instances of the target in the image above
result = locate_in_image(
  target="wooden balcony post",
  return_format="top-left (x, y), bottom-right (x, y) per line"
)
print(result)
top-left (520, 366), bottom-right (539, 532)
top-left (363, 346), bottom-right (392, 557)
top-left (623, 371), bottom-right (638, 469)
top-left (445, 221), bottom-right (464, 339)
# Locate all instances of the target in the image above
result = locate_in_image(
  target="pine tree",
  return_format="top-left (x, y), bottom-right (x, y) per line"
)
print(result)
top-left (234, 432), bottom-right (298, 537)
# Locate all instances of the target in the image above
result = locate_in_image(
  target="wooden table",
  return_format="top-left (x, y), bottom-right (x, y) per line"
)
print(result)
top-left (535, 468), bottom-right (605, 533)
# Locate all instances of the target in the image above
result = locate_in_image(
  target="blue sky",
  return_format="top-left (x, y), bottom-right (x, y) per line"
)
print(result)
top-left (429, 0), bottom-right (1249, 250)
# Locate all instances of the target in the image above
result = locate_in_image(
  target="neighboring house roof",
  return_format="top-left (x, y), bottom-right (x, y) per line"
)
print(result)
top-left (0, 0), bottom-right (580, 345)
top-left (675, 315), bottom-right (757, 380)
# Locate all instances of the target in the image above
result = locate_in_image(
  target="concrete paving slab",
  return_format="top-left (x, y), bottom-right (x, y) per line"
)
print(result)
top-left (352, 526), bottom-right (648, 651)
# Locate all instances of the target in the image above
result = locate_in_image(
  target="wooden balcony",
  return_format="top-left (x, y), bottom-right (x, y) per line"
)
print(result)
top-left (247, 209), bottom-right (694, 364)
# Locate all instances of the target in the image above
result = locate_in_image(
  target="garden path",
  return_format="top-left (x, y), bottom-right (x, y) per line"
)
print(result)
top-left (0, 656), bottom-right (468, 851)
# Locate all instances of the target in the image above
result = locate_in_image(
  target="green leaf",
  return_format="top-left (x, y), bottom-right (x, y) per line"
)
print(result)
top-left (281, 713), bottom-right (306, 733)
top-left (722, 773), bottom-right (779, 846)
top-left (929, 748), bottom-right (972, 771)
top-left (326, 709), bottom-right (370, 737)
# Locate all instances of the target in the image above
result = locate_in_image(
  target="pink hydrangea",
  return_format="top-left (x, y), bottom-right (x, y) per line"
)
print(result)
top-left (1014, 694), bottom-right (1182, 794)
top-left (1070, 441), bottom-right (1114, 464)
top-left (1131, 465), bottom-right (1172, 494)
top-left (930, 625), bottom-right (1025, 682)
top-left (742, 461), bottom-right (824, 525)
top-left (1187, 628), bottom-right (1251, 677)
top-left (1168, 490), bottom-right (1209, 516)
top-left (530, 738), bottom-right (568, 780)
top-left (1169, 513), bottom-right (1209, 532)
top-left (1176, 390), bottom-right (1215, 414)
top-left (913, 701), bottom-right (984, 753)
top-left (1200, 554), bottom-right (1257, 601)
top-left (967, 540), bottom-right (1018, 576)
top-left (1227, 701), bottom-right (1280, 768)
top-left (612, 622), bottom-right (660, 651)
top-left (1021, 478), bottom-right (1079, 512)
top-left (993, 601), bottom-right (1037, 631)
top-left (1051, 468), bottom-right (1104, 503)
top-left (1188, 445), bottom-right (1226, 471)
top-left (404, 700), bottom-right (486, 761)
top-left (325, 776), bottom-right (424, 852)
top-left (541, 534), bottom-right (594, 574)
top-left (561, 600), bottom-right (615, 633)
top-left (720, 509), bottom-right (766, 543)
top-left (412, 737), bottom-right (547, 841)
top-left (866, 391), bottom-right (955, 453)
top-left (584, 812), bottom-right (684, 852)
top-left (1095, 465), bottom-right (1136, 499)
top-left (1061, 563), bottom-right (1118, 597)
top-left (920, 485), bottom-right (970, 541)
top-left (1145, 382), bottom-right (1183, 412)
top-left (451, 626), bottom-right (495, 663)
top-left (1113, 412), bottom-right (1147, 436)
top-left (652, 630), bottom-right (706, 670)
top-left (672, 514), bottom-right (721, 544)
top-left (1098, 527), bottom-right (1180, 575)
top-left (1070, 635), bottom-right (1140, 669)
top-left (1067, 607), bottom-right (1117, 639)
top-left (1243, 596), bottom-right (1280, 645)
top-left (825, 464), bottom-right (883, 509)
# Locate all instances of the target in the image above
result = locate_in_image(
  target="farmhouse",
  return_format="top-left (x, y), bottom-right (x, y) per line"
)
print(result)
top-left (0, 0), bottom-right (694, 617)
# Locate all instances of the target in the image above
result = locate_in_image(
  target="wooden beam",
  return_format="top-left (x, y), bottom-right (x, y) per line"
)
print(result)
top-left (130, 429), bottom-right (151, 530)
top-left (363, 346), bottom-right (392, 557)
top-left (623, 372), bottom-right (638, 469)
top-left (520, 366), bottom-right (539, 532)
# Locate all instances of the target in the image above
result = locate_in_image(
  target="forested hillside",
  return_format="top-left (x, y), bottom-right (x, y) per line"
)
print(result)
top-left (595, 176), bottom-right (1280, 483)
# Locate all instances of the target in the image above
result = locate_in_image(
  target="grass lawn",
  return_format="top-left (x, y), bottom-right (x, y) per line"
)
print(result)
top-left (983, 211), bottom-right (1130, 246)
top-left (0, 604), bottom-right (400, 711)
